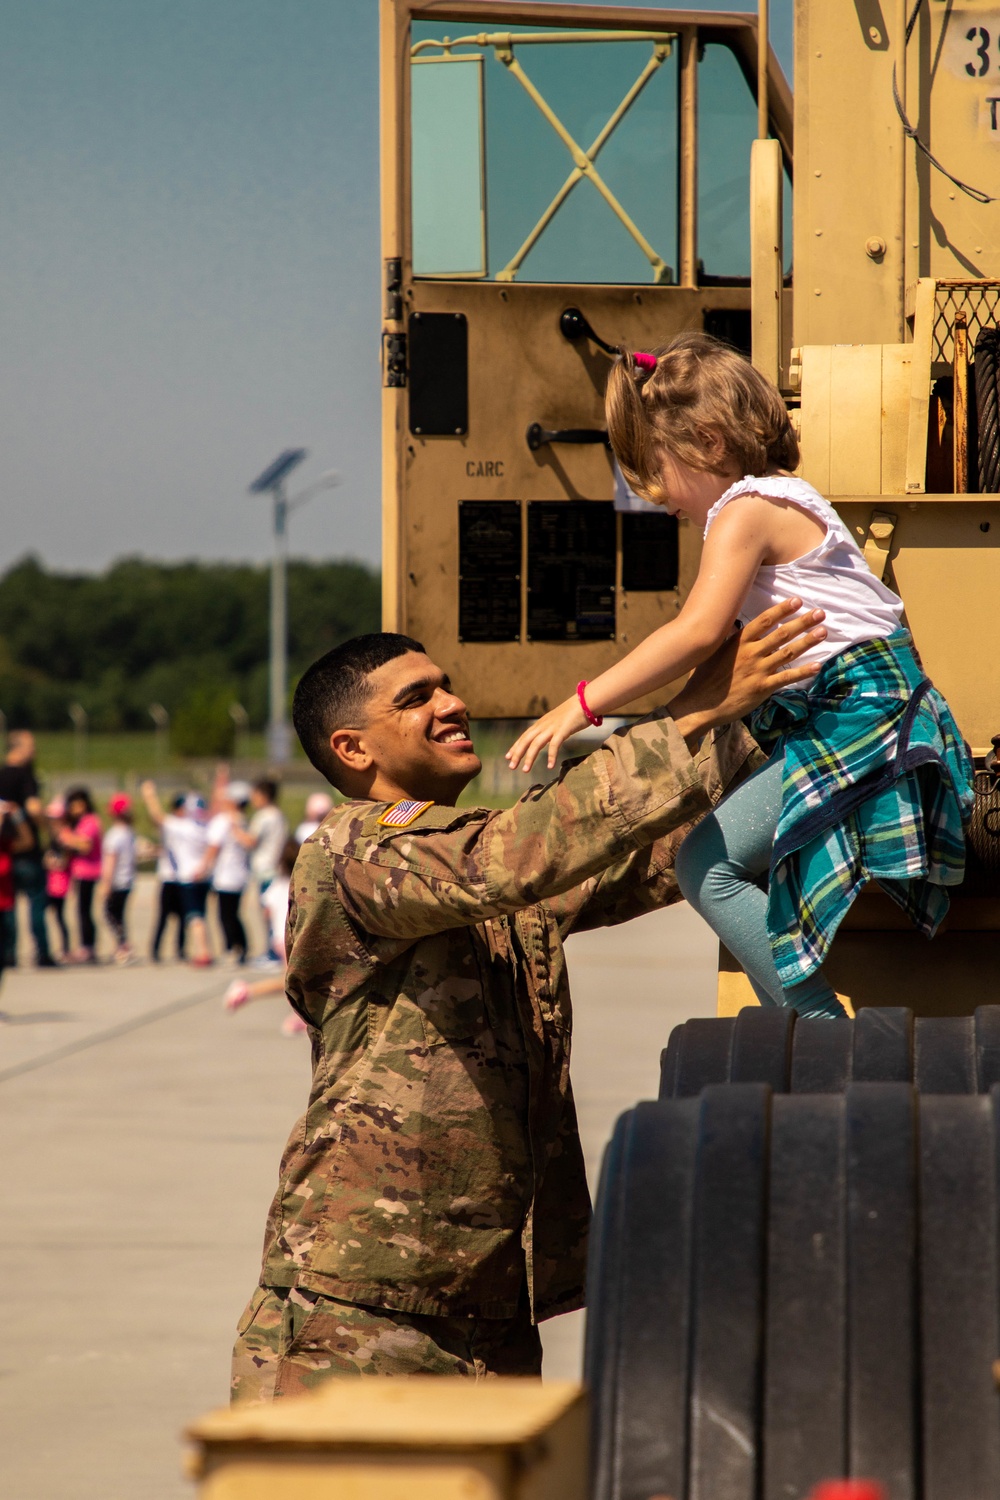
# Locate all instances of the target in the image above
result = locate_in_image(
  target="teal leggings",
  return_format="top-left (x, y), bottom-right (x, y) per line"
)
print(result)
top-left (675, 756), bottom-right (848, 1020)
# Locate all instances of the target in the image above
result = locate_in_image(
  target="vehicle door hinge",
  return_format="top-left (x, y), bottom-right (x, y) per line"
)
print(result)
top-left (383, 329), bottom-right (407, 388)
top-left (384, 257), bottom-right (402, 322)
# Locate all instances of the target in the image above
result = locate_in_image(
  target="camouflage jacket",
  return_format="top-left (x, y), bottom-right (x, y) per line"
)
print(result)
top-left (258, 715), bottom-right (757, 1321)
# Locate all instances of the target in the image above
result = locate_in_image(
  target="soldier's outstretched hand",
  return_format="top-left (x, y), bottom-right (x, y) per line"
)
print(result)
top-left (670, 598), bottom-right (827, 738)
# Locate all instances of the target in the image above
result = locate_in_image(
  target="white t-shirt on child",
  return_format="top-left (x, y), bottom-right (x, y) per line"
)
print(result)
top-left (206, 812), bottom-right (250, 894)
top-left (103, 823), bottom-right (136, 891)
top-left (261, 875), bottom-right (291, 960)
top-left (704, 475), bottom-right (904, 670)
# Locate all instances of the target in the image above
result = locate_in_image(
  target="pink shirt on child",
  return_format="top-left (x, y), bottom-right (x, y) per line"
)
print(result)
top-left (67, 813), bottom-right (103, 882)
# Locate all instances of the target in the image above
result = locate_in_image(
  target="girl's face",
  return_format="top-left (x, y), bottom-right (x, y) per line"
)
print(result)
top-left (650, 445), bottom-right (738, 524)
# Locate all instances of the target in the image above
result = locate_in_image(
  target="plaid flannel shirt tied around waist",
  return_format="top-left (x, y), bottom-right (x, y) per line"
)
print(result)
top-left (750, 629), bottom-right (975, 988)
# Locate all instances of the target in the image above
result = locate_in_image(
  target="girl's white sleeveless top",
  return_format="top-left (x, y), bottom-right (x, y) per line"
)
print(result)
top-left (704, 475), bottom-right (904, 670)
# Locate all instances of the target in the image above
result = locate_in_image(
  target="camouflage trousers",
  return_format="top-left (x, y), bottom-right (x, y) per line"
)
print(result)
top-left (230, 1284), bottom-right (543, 1401)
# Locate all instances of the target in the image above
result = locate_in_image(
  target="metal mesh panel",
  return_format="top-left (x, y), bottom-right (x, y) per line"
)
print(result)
top-left (932, 282), bottom-right (1000, 365)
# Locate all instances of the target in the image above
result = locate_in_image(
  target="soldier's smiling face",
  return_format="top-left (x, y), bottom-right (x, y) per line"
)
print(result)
top-left (355, 651), bottom-right (481, 803)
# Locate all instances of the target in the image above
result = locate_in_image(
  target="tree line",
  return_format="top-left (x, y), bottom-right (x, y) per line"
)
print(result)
top-left (0, 554), bottom-right (381, 750)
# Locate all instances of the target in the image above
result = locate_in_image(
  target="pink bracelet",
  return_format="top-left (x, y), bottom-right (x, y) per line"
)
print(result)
top-left (576, 681), bottom-right (603, 728)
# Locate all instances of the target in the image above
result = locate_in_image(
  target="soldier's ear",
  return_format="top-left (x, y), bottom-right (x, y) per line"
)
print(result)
top-left (329, 728), bottom-right (372, 778)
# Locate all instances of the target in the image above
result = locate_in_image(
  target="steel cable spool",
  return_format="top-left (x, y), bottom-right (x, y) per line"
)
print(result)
top-left (586, 1084), bottom-right (1000, 1500)
top-left (962, 746), bottom-right (1000, 894)
top-left (975, 327), bottom-right (1000, 493)
top-left (658, 1005), bottom-right (1000, 1098)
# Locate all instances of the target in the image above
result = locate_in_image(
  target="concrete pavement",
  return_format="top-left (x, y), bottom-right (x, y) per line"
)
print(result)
top-left (0, 877), bottom-right (717, 1499)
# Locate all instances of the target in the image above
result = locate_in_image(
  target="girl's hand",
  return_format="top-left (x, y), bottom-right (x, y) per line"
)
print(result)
top-left (506, 695), bottom-right (590, 773)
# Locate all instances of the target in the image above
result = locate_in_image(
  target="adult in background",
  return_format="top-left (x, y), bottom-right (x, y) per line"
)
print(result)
top-left (59, 788), bottom-right (103, 964)
top-left (247, 779), bottom-right (288, 962)
top-left (150, 793), bottom-right (187, 963)
top-left (99, 793), bottom-right (137, 965)
top-left (202, 780), bottom-right (252, 965)
top-left (0, 800), bottom-right (35, 988)
top-left (140, 783), bottom-right (212, 967)
top-left (0, 730), bottom-right (55, 968)
top-left (294, 792), bottom-right (334, 845)
top-left (231, 602), bottom-right (827, 1398)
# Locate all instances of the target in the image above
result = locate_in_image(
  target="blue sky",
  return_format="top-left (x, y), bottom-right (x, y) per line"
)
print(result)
top-left (0, 1), bottom-right (791, 573)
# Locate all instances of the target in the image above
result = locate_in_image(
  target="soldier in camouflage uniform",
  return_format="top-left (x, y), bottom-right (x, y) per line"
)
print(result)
top-left (231, 601), bottom-right (826, 1398)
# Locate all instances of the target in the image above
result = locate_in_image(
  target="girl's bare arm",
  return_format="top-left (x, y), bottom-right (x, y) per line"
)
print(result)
top-left (585, 507), bottom-right (765, 715)
top-left (508, 504), bottom-right (767, 772)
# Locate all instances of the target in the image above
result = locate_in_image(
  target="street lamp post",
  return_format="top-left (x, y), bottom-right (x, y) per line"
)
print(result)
top-left (228, 701), bottom-right (249, 761)
top-left (249, 450), bottom-right (340, 764)
top-left (149, 703), bottom-right (170, 768)
top-left (68, 702), bottom-right (88, 769)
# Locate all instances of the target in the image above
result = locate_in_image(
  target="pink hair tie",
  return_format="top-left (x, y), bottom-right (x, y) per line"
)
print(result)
top-left (633, 351), bottom-right (657, 372)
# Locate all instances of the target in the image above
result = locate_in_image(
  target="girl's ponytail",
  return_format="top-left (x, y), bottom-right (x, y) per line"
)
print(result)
top-left (606, 349), bottom-right (665, 497)
top-left (605, 332), bottom-right (799, 489)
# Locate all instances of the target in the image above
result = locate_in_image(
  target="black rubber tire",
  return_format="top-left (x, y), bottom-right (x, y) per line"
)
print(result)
top-left (790, 1013), bottom-right (853, 1092)
top-left (975, 327), bottom-right (1000, 493)
top-left (763, 1094), bottom-right (846, 1500)
top-left (668, 1016), bottom-right (736, 1097)
top-left (729, 1005), bottom-right (795, 1090)
top-left (688, 1084), bottom-right (770, 1500)
top-left (919, 1092), bottom-right (1000, 1498)
top-left (851, 1006), bottom-right (913, 1083)
top-left (660, 1008), bottom-right (1000, 1098)
top-left (587, 1085), bottom-right (1000, 1500)
top-left (605, 1101), bottom-right (699, 1500)
top-left (845, 1083), bottom-right (919, 1497)
top-left (975, 1004), bottom-right (1000, 1089)
top-left (914, 1014), bottom-right (975, 1093)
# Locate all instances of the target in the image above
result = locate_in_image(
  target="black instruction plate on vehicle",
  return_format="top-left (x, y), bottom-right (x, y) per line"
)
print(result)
top-left (527, 501), bottom-right (616, 641)
top-left (459, 501), bottom-right (521, 642)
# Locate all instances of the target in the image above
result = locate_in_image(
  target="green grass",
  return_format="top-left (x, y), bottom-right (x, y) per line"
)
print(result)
top-left (31, 730), bottom-right (311, 779)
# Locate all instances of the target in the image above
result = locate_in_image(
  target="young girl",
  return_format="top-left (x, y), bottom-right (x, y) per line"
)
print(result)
top-left (43, 798), bottom-right (72, 960)
top-left (100, 793), bottom-right (137, 964)
top-left (223, 838), bottom-right (307, 1036)
top-left (507, 334), bottom-right (973, 1020)
top-left (59, 787), bottom-right (104, 964)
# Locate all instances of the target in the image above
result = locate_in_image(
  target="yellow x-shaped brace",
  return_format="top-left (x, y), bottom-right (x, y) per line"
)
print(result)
top-left (493, 38), bottom-right (673, 285)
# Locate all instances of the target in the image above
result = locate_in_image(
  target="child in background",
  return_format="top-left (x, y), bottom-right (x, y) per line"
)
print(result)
top-left (202, 780), bottom-right (252, 966)
top-left (508, 334), bottom-right (973, 1020)
top-left (223, 838), bottom-right (306, 1035)
top-left (294, 791), bottom-right (333, 844)
top-left (59, 787), bottom-right (104, 964)
top-left (43, 798), bottom-right (72, 961)
top-left (100, 793), bottom-right (137, 965)
top-left (150, 793), bottom-right (187, 963)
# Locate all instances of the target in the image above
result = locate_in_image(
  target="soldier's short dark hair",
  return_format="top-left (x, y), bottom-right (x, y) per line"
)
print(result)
top-left (293, 632), bottom-right (425, 784)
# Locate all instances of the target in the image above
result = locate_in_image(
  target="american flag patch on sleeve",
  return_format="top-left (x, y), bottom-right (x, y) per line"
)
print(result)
top-left (377, 799), bottom-right (435, 828)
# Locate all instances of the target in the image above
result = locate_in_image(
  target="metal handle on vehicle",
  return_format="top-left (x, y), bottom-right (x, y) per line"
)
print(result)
top-left (559, 306), bottom-right (618, 355)
top-left (526, 422), bottom-right (611, 452)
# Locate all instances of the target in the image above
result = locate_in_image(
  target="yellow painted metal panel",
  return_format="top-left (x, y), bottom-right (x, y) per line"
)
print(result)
top-left (923, 6), bottom-right (1000, 284)
top-left (829, 344), bottom-right (882, 495)
top-left (189, 1380), bottom-right (588, 1500)
top-left (798, 343), bottom-right (832, 493)
top-left (880, 342), bottom-right (911, 494)
top-left (793, 0), bottom-right (904, 347)
top-left (198, 1456), bottom-right (506, 1500)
